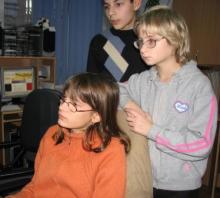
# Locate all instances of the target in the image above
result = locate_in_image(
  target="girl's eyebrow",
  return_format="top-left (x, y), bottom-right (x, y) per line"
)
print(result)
top-left (143, 32), bottom-right (160, 38)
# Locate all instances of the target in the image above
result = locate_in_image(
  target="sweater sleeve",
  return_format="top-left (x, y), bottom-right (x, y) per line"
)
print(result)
top-left (92, 140), bottom-right (126, 198)
top-left (148, 83), bottom-right (218, 161)
top-left (119, 72), bottom-right (143, 108)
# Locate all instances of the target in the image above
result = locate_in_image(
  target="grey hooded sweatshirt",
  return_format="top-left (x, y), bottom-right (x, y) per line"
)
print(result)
top-left (119, 60), bottom-right (218, 191)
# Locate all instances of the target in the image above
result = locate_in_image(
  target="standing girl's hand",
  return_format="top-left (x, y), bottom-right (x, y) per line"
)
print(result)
top-left (124, 107), bottom-right (153, 136)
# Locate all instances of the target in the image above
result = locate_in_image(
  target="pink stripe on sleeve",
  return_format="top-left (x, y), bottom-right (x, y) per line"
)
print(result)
top-left (156, 96), bottom-right (216, 153)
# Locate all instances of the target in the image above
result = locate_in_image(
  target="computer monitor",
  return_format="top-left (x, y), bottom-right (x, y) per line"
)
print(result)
top-left (0, 66), bottom-right (35, 103)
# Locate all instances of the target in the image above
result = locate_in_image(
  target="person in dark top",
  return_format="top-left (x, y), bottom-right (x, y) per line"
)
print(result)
top-left (87, 0), bottom-right (151, 82)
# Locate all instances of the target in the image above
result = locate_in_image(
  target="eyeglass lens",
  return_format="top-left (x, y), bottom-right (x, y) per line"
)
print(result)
top-left (134, 37), bottom-right (164, 49)
top-left (60, 98), bottom-right (76, 112)
top-left (60, 98), bottom-right (93, 113)
top-left (134, 39), bottom-right (156, 49)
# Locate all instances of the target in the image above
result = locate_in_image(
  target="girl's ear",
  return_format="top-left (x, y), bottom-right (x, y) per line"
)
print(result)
top-left (91, 112), bottom-right (101, 124)
top-left (133, 0), bottom-right (142, 11)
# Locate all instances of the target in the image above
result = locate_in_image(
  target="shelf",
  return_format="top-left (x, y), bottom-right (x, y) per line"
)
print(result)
top-left (0, 56), bottom-right (56, 88)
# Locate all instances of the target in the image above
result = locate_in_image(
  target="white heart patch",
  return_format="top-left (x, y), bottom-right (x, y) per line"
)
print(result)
top-left (174, 101), bottom-right (189, 113)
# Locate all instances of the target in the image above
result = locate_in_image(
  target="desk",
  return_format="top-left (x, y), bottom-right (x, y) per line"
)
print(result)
top-left (0, 108), bottom-right (23, 166)
top-left (0, 56), bottom-right (56, 88)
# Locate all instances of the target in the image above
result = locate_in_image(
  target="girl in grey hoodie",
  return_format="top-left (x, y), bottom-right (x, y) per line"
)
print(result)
top-left (119, 5), bottom-right (218, 198)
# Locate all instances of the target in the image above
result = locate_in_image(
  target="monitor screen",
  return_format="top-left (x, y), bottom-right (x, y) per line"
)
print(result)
top-left (0, 67), bottom-right (35, 100)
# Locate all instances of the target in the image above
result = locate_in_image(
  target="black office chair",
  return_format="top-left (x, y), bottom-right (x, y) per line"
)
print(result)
top-left (0, 88), bottom-right (61, 196)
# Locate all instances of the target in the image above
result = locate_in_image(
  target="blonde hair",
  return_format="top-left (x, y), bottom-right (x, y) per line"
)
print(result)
top-left (134, 5), bottom-right (190, 64)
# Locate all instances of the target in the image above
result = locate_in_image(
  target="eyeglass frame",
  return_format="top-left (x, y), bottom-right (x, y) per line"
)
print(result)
top-left (60, 98), bottom-right (94, 113)
top-left (134, 37), bottom-right (164, 50)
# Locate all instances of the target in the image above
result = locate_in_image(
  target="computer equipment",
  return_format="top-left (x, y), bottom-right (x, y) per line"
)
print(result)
top-left (1, 25), bottom-right (55, 57)
top-left (0, 66), bottom-right (35, 104)
top-left (2, 28), bottom-right (17, 56)
top-left (0, 25), bottom-right (3, 55)
top-left (42, 28), bottom-right (55, 56)
top-left (1, 104), bottom-right (21, 112)
top-left (27, 26), bottom-right (43, 56)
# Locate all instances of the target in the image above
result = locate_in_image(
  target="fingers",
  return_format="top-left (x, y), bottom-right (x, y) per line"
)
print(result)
top-left (125, 107), bottom-right (142, 117)
top-left (124, 107), bottom-right (153, 136)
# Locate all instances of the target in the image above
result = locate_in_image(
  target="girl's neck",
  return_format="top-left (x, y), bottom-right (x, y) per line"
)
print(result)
top-left (70, 129), bottom-right (84, 134)
top-left (157, 60), bottom-right (181, 83)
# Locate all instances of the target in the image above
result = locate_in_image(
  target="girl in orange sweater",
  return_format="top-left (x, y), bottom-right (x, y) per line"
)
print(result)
top-left (8, 73), bottom-right (130, 198)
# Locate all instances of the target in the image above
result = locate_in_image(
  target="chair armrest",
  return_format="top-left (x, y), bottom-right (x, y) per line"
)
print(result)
top-left (0, 167), bottom-right (34, 179)
top-left (0, 140), bottom-right (20, 149)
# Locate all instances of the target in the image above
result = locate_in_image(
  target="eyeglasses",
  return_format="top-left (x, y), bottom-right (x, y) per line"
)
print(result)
top-left (134, 37), bottom-right (164, 50)
top-left (60, 98), bottom-right (93, 113)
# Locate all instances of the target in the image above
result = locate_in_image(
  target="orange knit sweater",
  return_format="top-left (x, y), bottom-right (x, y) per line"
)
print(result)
top-left (8, 125), bottom-right (126, 198)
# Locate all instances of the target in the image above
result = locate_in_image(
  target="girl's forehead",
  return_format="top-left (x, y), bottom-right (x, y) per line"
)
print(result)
top-left (138, 24), bottom-right (160, 37)
top-left (64, 90), bottom-right (86, 103)
top-left (64, 90), bottom-right (77, 99)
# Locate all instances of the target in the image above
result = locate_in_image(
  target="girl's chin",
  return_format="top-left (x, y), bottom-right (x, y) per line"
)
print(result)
top-left (111, 25), bottom-right (121, 30)
top-left (141, 56), bottom-right (153, 63)
top-left (142, 59), bottom-right (154, 65)
top-left (58, 119), bottom-right (66, 128)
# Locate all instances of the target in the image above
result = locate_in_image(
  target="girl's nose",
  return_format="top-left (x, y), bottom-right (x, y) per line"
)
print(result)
top-left (140, 46), bottom-right (146, 55)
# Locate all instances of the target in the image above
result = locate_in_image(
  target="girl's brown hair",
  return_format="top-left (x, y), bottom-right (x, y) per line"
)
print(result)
top-left (53, 73), bottom-right (130, 153)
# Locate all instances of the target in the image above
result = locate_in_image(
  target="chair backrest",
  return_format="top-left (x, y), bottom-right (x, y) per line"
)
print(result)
top-left (20, 88), bottom-right (61, 153)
